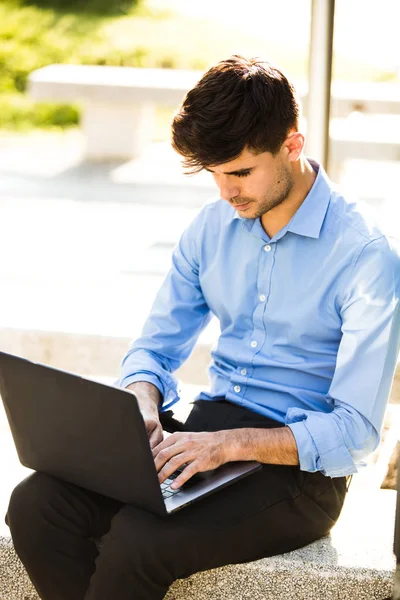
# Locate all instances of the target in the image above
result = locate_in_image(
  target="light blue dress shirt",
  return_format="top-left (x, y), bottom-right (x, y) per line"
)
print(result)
top-left (118, 161), bottom-right (400, 478)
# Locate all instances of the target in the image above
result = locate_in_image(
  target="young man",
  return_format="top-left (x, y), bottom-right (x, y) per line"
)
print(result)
top-left (6, 55), bottom-right (400, 599)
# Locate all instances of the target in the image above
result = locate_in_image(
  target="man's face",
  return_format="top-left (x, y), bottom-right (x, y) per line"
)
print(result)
top-left (206, 146), bottom-right (294, 219)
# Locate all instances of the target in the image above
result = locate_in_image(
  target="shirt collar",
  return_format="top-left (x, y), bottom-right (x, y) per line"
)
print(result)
top-left (232, 159), bottom-right (332, 240)
top-left (286, 159), bottom-right (332, 239)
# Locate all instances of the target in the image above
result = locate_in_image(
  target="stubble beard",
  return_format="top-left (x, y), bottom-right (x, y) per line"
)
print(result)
top-left (241, 166), bottom-right (294, 220)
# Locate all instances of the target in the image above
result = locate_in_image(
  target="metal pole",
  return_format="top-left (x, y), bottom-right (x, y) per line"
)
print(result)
top-left (305, 0), bottom-right (335, 173)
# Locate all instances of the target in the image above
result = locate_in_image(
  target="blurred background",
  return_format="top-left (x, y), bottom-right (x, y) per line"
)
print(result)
top-left (0, 0), bottom-right (399, 380)
top-left (2, 3), bottom-right (400, 587)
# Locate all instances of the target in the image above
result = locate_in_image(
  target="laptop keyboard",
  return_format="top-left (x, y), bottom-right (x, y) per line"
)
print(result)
top-left (161, 470), bottom-right (182, 499)
top-left (160, 464), bottom-right (201, 499)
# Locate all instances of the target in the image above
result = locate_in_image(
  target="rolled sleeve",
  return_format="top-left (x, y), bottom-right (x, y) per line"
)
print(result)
top-left (286, 418), bottom-right (322, 473)
top-left (286, 405), bottom-right (376, 477)
top-left (117, 371), bottom-right (180, 412)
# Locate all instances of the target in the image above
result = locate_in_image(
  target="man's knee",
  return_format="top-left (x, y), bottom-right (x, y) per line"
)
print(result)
top-left (6, 472), bottom-right (56, 533)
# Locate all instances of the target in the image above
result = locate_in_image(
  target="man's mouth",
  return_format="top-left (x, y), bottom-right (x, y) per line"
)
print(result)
top-left (232, 201), bottom-right (251, 210)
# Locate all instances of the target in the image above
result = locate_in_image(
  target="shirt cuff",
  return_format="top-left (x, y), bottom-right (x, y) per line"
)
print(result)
top-left (118, 371), bottom-right (180, 412)
top-left (286, 408), bottom-right (358, 478)
top-left (286, 420), bottom-right (322, 473)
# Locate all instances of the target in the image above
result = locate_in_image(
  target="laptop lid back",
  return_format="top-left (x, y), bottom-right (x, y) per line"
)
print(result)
top-left (0, 351), bottom-right (166, 515)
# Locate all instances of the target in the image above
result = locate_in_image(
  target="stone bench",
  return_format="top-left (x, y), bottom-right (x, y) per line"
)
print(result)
top-left (28, 65), bottom-right (203, 160)
top-left (28, 65), bottom-right (400, 169)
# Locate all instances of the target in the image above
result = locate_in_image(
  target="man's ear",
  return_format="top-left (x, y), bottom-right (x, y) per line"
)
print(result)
top-left (283, 132), bottom-right (305, 162)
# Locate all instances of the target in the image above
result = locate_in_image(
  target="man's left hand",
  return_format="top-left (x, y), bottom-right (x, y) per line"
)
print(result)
top-left (152, 431), bottom-right (232, 489)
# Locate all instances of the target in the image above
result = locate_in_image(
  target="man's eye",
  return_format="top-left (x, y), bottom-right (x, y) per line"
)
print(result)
top-left (236, 172), bottom-right (251, 178)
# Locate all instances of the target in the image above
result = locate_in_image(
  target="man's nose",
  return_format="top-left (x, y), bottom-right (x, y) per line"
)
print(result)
top-left (218, 177), bottom-right (240, 202)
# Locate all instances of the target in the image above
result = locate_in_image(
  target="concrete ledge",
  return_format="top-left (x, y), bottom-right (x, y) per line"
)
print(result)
top-left (0, 327), bottom-right (213, 386)
top-left (0, 538), bottom-right (38, 600)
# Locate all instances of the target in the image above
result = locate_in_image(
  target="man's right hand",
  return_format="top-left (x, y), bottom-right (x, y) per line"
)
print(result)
top-left (126, 382), bottom-right (163, 449)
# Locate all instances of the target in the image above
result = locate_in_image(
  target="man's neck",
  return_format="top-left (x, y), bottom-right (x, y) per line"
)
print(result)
top-left (261, 158), bottom-right (317, 239)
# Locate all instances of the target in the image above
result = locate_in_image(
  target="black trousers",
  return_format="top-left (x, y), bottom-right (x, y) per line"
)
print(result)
top-left (6, 399), bottom-right (347, 600)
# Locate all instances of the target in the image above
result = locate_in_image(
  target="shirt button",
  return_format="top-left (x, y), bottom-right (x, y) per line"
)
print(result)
top-left (264, 244), bottom-right (271, 252)
top-left (240, 368), bottom-right (247, 376)
top-left (259, 294), bottom-right (266, 302)
top-left (250, 340), bottom-right (258, 348)
top-left (234, 385), bottom-right (241, 393)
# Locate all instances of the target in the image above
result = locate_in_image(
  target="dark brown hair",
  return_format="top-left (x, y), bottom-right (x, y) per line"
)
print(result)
top-left (171, 55), bottom-right (299, 174)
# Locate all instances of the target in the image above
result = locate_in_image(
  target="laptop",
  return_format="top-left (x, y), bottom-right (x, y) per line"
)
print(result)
top-left (0, 351), bottom-right (261, 516)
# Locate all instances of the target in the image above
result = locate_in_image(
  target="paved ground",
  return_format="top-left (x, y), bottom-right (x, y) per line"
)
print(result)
top-left (0, 131), bottom-right (221, 342)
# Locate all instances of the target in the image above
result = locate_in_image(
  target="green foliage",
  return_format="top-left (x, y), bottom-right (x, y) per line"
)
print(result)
top-left (21, 0), bottom-right (139, 16)
top-left (0, 0), bottom-right (151, 129)
top-left (0, 94), bottom-right (79, 130)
